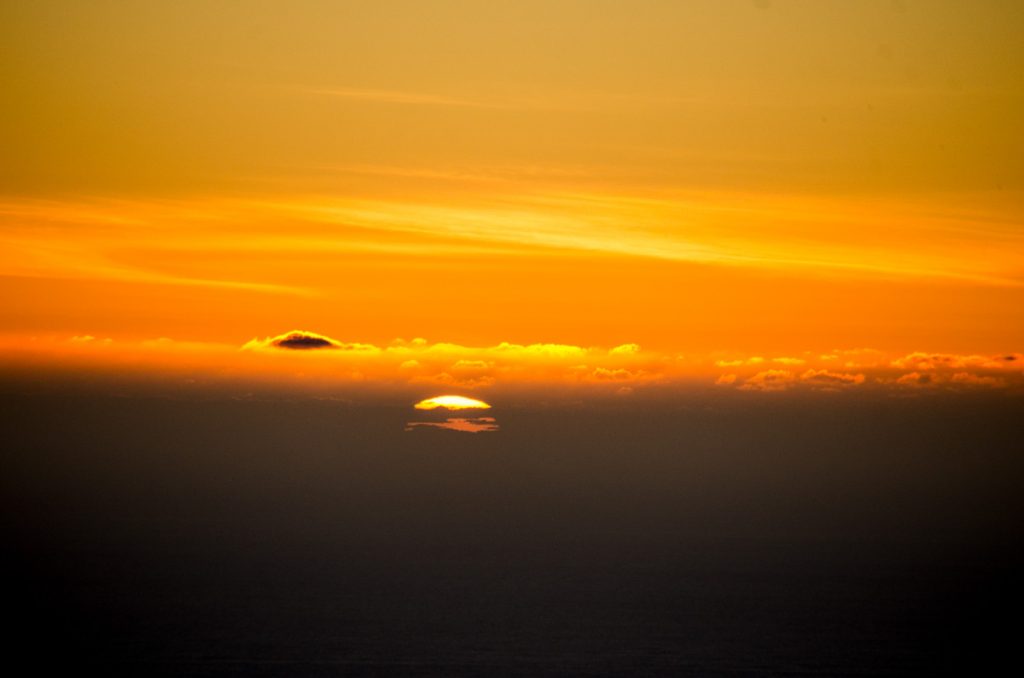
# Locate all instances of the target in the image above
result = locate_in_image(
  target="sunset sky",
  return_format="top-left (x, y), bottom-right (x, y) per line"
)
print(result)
top-left (2, 0), bottom-right (1022, 392)
top-left (6, 5), bottom-right (1024, 674)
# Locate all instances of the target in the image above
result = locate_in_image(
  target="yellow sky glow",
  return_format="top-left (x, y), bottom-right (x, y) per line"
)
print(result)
top-left (1, 1), bottom-right (1021, 378)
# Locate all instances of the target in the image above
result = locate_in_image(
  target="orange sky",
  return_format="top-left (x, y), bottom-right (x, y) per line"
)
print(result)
top-left (1, 1), bottom-right (1022, 389)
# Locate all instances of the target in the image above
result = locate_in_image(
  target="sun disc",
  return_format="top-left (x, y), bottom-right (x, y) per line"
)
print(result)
top-left (414, 395), bottom-right (491, 410)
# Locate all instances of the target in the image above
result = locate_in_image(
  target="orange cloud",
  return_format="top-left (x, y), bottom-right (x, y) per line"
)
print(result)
top-left (951, 372), bottom-right (1006, 388)
top-left (1, 333), bottom-right (1021, 395)
top-left (412, 372), bottom-right (497, 389)
top-left (890, 352), bottom-right (1023, 371)
top-left (732, 368), bottom-right (864, 391)
top-left (895, 372), bottom-right (933, 387)
top-left (893, 370), bottom-right (1007, 389)
top-left (738, 370), bottom-right (797, 392)
top-left (798, 369), bottom-right (866, 388)
top-left (591, 367), bottom-right (638, 381)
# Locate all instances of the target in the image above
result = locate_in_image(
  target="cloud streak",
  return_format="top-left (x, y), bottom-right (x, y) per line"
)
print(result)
top-left (306, 87), bottom-right (509, 109)
top-left (2, 194), bottom-right (1023, 302)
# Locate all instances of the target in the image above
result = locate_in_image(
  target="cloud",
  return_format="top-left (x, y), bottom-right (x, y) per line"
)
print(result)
top-left (231, 338), bottom-right (1024, 391)
top-left (452, 359), bottom-right (492, 370)
top-left (492, 342), bottom-right (588, 359)
top-left (951, 372), bottom-right (1005, 387)
top-left (412, 372), bottom-right (497, 389)
top-left (708, 349), bottom-right (1017, 392)
top-left (738, 370), bottom-right (797, 391)
top-left (243, 330), bottom-right (340, 350)
top-left (592, 367), bottom-right (637, 381)
top-left (6, 188), bottom-right (1024, 307)
top-left (894, 371), bottom-right (1007, 389)
top-left (69, 334), bottom-right (112, 345)
top-left (231, 333), bottom-right (665, 387)
top-left (242, 330), bottom-right (378, 352)
top-left (19, 330), bottom-right (1021, 394)
top-left (731, 368), bottom-right (865, 391)
top-left (890, 352), bottom-right (1021, 371)
top-left (405, 417), bottom-right (499, 433)
top-left (798, 369), bottom-right (866, 389)
top-left (715, 356), bottom-right (766, 367)
top-left (896, 372), bottom-right (932, 386)
top-left (307, 86), bottom-right (525, 110)
top-left (818, 348), bottom-right (887, 368)
top-left (714, 355), bottom-right (804, 367)
top-left (273, 333), bottom-right (338, 350)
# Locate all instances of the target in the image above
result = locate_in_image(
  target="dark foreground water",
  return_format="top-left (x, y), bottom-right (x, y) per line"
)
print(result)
top-left (3, 386), bottom-right (1022, 675)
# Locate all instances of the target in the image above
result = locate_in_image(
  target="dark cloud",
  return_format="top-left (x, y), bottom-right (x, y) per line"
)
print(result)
top-left (274, 332), bottom-right (339, 350)
top-left (242, 330), bottom-right (344, 351)
top-left (800, 369), bottom-right (865, 387)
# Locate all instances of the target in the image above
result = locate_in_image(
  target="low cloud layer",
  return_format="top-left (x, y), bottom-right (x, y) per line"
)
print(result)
top-left (235, 338), bottom-right (1024, 394)
top-left (1, 333), bottom-right (1021, 395)
top-left (718, 351), bottom-right (1022, 393)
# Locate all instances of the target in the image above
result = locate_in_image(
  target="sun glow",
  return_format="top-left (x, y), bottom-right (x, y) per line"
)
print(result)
top-left (414, 395), bottom-right (492, 410)
top-left (1, 3), bottom-right (1022, 386)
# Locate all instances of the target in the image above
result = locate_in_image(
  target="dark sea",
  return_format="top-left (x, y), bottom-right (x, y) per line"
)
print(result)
top-left (3, 385), bottom-right (1022, 675)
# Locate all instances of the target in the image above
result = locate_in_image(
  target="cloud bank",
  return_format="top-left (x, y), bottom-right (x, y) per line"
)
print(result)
top-left (1, 333), bottom-right (1021, 395)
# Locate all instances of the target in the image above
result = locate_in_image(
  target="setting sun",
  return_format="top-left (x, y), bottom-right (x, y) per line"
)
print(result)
top-left (413, 395), bottom-right (492, 411)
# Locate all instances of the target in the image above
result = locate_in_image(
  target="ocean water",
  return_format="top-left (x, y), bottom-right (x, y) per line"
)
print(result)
top-left (4, 388), bottom-right (1021, 675)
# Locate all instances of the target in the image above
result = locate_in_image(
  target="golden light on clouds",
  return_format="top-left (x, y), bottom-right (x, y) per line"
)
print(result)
top-left (1, 2), bottom-right (1022, 380)
top-left (0, 332), bottom-right (1020, 397)
top-left (1, 193), bottom-right (1022, 357)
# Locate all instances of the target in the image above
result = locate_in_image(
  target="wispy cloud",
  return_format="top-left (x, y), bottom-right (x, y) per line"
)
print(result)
top-left (2, 191), bottom-right (1022, 301)
top-left (304, 86), bottom-right (509, 109)
top-left (0, 235), bottom-right (308, 295)
top-left (302, 86), bottom-right (701, 113)
top-left (277, 193), bottom-right (1024, 286)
